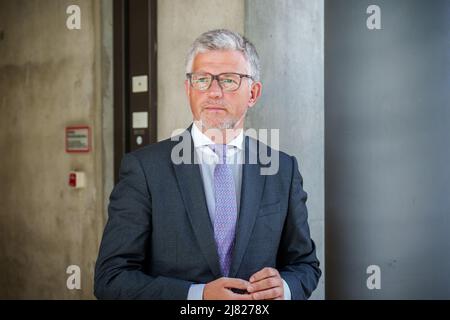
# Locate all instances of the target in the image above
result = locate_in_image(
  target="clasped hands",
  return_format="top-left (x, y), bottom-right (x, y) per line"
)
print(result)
top-left (203, 267), bottom-right (284, 300)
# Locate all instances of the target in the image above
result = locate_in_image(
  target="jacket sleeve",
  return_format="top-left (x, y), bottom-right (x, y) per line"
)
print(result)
top-left (94, 153), bottom-right (192, 299)
top-left (277, 156), bottom-right (322, 300)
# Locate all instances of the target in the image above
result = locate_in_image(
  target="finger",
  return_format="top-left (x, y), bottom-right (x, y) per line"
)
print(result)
top-left (249, 267), bottom-right (279, 283)
top-left (251, 287), bottom-right (283, 300)
top-left (222, 278), bottom-right (250, 290)
top-left (247, 276), bottom-right (282, 293)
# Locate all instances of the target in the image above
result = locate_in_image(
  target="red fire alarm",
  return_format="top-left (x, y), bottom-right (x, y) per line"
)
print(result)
top-left (69, 171), bottom-right (86, 189)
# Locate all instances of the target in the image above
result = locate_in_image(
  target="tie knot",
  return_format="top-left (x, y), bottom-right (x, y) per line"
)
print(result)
top-left (210, 144), bottom-right (228, 163)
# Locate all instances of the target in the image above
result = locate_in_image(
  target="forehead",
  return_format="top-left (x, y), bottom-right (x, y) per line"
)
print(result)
top-left (192, 50), bottom-right (249, 73)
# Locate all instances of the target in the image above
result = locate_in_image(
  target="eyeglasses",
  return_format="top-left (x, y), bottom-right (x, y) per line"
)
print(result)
top-left (186, 72), bottom-right (253, 92)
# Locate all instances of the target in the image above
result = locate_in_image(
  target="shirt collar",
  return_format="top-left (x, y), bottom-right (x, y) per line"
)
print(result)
top-left (191, 122), bottom-right (244, 150)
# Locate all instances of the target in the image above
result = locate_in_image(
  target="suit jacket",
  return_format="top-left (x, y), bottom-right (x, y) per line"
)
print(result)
top-left (94, 127), bottom-right (321, 300)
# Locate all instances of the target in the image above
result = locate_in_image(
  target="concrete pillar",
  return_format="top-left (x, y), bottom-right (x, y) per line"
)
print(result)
top-left (245, 0), bottom-right (325, 300)
top-left (157, 0), bottom-right (245, 140)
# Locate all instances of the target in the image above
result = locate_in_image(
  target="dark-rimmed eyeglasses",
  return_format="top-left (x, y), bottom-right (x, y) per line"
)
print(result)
top-left (186, 72), bottom-right (253, 92)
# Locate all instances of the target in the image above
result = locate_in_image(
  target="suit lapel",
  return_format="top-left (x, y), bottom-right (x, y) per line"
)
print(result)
top-left (229, 136), bottom-right (266, 277)
top-left (172, 127), bottom-right (222, 278)
top-left (172, 129), bottom-right (267, 279)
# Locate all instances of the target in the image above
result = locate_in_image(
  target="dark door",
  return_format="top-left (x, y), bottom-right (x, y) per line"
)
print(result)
top-left (113, 0), bottom-right (157, 182)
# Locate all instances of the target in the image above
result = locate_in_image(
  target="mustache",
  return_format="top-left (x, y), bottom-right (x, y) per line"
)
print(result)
top-left (202, 100), bottom-right (228, 108)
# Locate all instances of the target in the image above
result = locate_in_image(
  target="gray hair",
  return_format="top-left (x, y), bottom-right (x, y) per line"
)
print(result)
top-left (185, 29), bottom-right (261, 82)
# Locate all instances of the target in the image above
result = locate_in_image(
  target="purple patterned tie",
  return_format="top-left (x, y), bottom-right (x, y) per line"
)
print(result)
top-left (211, 144), bottom-right (237, 277)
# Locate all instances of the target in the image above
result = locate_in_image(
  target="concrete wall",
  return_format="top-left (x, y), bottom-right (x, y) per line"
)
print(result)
top-left (0, 0), bottom-right (108, 299)
top-left (245, 0), bottom-right (325, 299)
top-left (157, 0), bottom-right (245, 140)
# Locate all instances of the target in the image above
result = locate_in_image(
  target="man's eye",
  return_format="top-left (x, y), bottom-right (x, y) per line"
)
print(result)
top-left (196, 78), bottom-right (209, 83)
top-left (221, 79), bottom-right (235, 84)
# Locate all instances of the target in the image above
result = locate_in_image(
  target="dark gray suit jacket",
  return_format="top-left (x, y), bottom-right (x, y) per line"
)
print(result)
top-left (94, 127), bottom-right (321, 300)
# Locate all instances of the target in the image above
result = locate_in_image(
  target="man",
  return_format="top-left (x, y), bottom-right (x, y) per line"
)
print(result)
top-left (94, 29), bottom-right (321, 300)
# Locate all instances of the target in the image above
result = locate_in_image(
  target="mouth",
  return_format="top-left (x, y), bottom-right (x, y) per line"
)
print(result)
top-left (204, 105), bottom-right (227, 112)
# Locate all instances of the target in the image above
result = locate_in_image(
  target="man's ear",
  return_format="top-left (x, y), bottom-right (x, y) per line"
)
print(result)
top-left (248, 81), bottom-right (262, 108)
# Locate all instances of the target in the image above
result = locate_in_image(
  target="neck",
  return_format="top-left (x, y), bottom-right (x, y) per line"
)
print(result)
top-left (193, 121), bottom-right (243, 144)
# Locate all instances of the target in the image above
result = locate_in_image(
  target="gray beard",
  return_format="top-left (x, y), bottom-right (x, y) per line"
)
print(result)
top-left (199, 116), bottom-right (237, 130)
top-left (199, 110), bottom-right (247, 131)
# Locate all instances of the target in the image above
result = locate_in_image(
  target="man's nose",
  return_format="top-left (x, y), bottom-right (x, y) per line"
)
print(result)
top-left (208, 78), bottom-right (223, 98)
